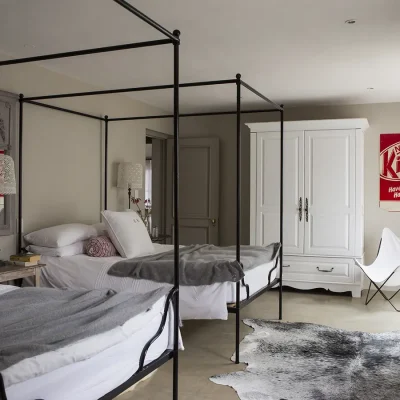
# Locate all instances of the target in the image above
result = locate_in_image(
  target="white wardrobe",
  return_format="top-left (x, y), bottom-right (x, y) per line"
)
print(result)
top-left (248, 119), bottom-right (369, 297)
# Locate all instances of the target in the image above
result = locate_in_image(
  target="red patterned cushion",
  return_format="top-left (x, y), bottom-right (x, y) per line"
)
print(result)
top-left (85, 236), bottom-right (118, 257)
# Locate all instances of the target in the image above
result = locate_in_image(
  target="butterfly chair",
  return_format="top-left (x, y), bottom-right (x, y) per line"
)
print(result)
top-left (355, 228), bottom-right (400, 311)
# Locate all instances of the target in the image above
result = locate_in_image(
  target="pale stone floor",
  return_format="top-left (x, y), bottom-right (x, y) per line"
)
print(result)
top-left (119, 289), bottom-right (400, 400)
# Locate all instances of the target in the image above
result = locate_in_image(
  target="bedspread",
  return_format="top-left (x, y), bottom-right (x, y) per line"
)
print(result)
top-left (108, 243), bottom-right (280, 286)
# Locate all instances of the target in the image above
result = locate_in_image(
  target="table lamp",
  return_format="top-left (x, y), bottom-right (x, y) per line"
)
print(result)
top-left (117, 162), bottom-right (142, 209)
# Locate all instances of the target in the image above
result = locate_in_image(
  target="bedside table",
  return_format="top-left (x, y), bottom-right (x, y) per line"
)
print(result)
top-left (0, 264), bottom-right (45, 287)
top-left (151, 234), bottom-right (171, 244)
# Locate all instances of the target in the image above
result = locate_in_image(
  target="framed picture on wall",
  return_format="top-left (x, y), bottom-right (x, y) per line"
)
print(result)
top-left (380, 133), bottom-right (400, 211)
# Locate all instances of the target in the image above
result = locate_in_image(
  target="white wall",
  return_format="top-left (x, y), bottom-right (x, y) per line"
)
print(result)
top-left (180, 102), bottom-right (400, 265)
top-left (0, 58), bottom-right (172, 258)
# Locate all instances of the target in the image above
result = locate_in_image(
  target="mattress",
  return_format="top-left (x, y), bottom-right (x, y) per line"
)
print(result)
top-left (38, 244), bottom-right (278, 320)
top-left (1, 286), bottom-right (180, 400)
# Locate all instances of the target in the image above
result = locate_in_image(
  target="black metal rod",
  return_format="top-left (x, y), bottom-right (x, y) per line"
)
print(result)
top-left (279, 106), bottom-right (284, 320)
top-left (240, 80), bottom-right (283, 111)
top-left (104, 116), bottom-right (108, 211)
top-left (172, 30), bottom-right (180, 400)
top-left (235, 73), bottom-right (241, 365)
top-left (24, 79), bottom-right (236, 101)
top-left (113, 0), bottom-right (179, 43)
top-left (108, 108), bottom-right (278, 122)
top-left (0, 39), bottom-right (172, 67)
top-left (228, 277), bottom-right (280, 313)
top-left (17, 95), bottom-right (23, 253)
top-left (138, 288), bottom-right (177, 370)
top-left (0, 373), bottom-right (7, 400)
top-left (24, 100), bottom-right (104, 121)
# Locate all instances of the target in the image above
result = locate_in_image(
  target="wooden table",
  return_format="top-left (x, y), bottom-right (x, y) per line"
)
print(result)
top-left (0, 264), bottom-right (45, 287)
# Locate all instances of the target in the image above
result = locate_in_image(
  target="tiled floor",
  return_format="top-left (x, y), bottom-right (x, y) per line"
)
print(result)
top-left (120, 290), bottom-right (400, 400)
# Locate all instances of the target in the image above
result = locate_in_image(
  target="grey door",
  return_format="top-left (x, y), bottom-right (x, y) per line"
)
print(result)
top-left (166, 137), bottom-right (219, 245)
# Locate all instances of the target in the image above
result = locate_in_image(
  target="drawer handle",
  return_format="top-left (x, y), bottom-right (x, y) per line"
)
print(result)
top-left (316, 267), bottom-right (334, 273)
top-left (283, 265), bottom-right (291, 268)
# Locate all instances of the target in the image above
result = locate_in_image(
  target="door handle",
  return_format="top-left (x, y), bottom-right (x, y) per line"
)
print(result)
top-left (210, 218), bottom-right (217, 226)
top-left (298, 197), bottom-right (302, 222)
top-left (305, 198), bottom-right (309, 222)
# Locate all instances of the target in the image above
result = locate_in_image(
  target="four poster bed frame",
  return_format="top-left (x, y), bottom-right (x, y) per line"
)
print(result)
top-left (0, 1), bottom-right (181, 400)
top-left (0, 1), bottom-right (284, 399)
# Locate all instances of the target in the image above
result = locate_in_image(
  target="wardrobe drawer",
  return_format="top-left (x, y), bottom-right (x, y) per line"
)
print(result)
top-left (282, 257), bottom-right (355, 284)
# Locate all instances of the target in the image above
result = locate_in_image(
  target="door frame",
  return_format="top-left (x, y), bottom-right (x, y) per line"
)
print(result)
top-left (146, 129), bottom-right (168, 236)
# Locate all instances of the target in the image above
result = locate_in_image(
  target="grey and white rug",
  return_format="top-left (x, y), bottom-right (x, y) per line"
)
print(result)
top-left (210, 319), bottom-right (400, 400)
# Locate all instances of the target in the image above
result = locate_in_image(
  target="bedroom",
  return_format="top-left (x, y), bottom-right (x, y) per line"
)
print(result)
top-left (1, 1), bottom-right (400, 400)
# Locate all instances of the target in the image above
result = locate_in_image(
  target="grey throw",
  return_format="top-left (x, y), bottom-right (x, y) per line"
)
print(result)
top-left (0, 286), bottom-right (169, 372)
top-left (108, 243), bottom-right (281, 286)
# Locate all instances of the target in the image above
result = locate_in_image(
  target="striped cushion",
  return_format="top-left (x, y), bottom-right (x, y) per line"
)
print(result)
top-left (85, 236), bottom-right (118, 257)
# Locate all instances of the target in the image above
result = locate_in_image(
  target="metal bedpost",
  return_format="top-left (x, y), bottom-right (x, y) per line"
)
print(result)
top-left (279, 105), bottom-right (284, 320)
top-left (172, 29), bottom-right (180, 400)
top-left (104, 115), bottom-right (109, 211)
top-left (235, 74), bottom-right (242, 364)
top-left (17, 94), bottom-right (24, 253)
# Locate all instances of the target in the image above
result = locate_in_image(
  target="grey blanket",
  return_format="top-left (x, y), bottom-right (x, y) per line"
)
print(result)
top-left (0, 286), bottom-right (169, 372)
top-left (108, 243), bottom-right (281, 286)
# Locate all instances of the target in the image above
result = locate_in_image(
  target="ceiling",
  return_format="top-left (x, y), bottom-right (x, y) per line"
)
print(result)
top-left (0, 0), bottom-right (399, 113)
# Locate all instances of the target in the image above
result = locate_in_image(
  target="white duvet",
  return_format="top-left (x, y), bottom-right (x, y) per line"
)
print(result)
top-left (39, 244), bottom-right (278, 320)
top-left (0, 285), bottom-right (183, 396)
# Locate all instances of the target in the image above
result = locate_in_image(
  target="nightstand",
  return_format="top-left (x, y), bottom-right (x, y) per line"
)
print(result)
top-left (151, 234), bottom-right (171, 244)
top-left (0, 264), bottom-right (45, 287)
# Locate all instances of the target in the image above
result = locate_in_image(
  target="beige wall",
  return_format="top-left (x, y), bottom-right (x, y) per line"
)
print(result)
top-left (0, 59), bottom-right (172, 258)
top-left (180, 102), bottom-right (400, 264)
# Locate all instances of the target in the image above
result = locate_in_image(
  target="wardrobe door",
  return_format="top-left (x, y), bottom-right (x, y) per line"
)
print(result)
top-left (256, 131), bottom-right (304, 254)
top-left (304, 129), bottom-right (356, 256)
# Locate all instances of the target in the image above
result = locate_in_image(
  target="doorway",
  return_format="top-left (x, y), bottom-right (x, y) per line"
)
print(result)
top-left (145, 130), bottom-right (168, 242)
top-left (166, 137), bottom-right (220, 245)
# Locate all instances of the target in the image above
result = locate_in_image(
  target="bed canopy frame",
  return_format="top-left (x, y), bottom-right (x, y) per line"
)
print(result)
top-left (0, 0), bottom-right (284, 398)
top-left (0, 1), bottom-right (181, 399)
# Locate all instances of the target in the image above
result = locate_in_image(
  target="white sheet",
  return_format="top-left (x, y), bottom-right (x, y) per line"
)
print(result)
top-left (39, 244), bottom-right (278, 320)
top-left (2, 287), bottom-right (182, 400)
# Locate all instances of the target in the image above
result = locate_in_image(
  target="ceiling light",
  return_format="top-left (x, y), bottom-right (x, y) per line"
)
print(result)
top-left (345, 19), bottom-right (356, 24)
top-left (23, 44), bottom-right (35, 48)
top-left (367, 87), bottom-right (374, 90)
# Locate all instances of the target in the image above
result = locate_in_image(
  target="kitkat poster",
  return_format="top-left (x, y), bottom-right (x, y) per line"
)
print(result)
top-left (380, 133), bottom-right (400, 211)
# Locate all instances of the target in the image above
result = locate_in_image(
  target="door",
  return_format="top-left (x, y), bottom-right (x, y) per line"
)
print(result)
top-left (304, 129), bottom-right (356, 256)
top-left (166, 137), bottom-right (219, 245)
top-left (256, 131), bottom-right (304, 254)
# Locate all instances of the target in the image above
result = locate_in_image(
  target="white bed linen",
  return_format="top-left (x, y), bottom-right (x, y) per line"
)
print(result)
top-left (2, 287), bottom-right (182, 400)
top-left (39, 244), bottom-right (278, 320)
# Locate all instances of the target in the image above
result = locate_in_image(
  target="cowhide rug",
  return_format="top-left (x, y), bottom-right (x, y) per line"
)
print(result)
top-left (210, 319), bottom-right (400, 400)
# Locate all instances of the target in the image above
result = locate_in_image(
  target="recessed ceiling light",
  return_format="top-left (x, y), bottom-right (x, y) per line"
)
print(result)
top-left (345, 19), bottom-right (356, 24)
top-left (23, 44), bottom-right (35, 48)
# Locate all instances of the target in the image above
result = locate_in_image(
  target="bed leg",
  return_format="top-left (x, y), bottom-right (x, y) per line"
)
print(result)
top-left (279, 278), bottom-right (283, 320)
top-left (235, 308), bottom-right (240, 364)
top-left (235, 280), bottom-right (240, 364)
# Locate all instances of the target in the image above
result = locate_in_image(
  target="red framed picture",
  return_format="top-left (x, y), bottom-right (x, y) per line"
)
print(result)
top-left (380, 133), bottom-right (400, 211)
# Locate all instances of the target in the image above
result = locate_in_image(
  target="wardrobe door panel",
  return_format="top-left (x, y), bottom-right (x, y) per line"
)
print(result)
top-left (304, 129), bottom-right (356, 256)
top-left (256, 131), bottom-right (304, 254)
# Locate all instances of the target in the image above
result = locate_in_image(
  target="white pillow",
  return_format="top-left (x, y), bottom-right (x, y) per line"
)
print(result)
top-left (101, 211), bottom-right (154, 258)
top-left (25, 241), bottom-right (86, 257)
top-left (92, 222), bottom-right (108, 236)
top-left (24, 223), bottom-right (97, 248)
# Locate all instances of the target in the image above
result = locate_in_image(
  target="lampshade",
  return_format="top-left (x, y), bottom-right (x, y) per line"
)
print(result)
top-left (0, 154), bottom-right (16, 195)
top-left (117, 162), bottom-right (143, 189)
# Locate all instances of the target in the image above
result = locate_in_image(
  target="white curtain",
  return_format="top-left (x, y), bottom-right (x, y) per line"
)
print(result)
top-left (145, 160), bottom-right (152, 202)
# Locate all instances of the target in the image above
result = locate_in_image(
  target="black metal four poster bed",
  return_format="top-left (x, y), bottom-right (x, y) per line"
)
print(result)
top-left (0, 1), bottom-right (181, 399)
top-left (0, 1), bottom-right (284, 399)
